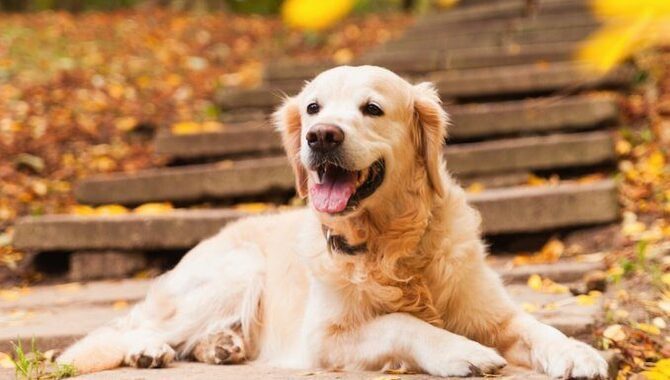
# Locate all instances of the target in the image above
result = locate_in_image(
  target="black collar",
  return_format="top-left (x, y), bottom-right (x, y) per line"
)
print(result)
top-left (321, 225), bottom-right (367, 256)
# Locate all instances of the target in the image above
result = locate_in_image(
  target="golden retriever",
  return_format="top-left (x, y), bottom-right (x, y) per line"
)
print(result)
top-left (58, 66), bottom-right (608, 378)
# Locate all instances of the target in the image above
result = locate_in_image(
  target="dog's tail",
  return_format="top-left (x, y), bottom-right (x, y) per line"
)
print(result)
top-left (57, 325), bottom-right (127, 374)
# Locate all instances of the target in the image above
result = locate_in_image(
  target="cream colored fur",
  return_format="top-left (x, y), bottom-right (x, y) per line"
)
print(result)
top-left (58, 66), bottom-right (608, 379)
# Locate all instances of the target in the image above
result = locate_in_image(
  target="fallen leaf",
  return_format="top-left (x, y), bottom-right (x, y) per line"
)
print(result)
top-left (234, 203), bottom-right (272, 213)
top-left (0, 352), bottom-right (14, 369)
top-left (466, 182), bottom-right (485, 194)
top-left (636, 322), bottom-right (661, 335)
top-left (95, 204), bottom-right (130, 216)
top-left (133, 202), bottom-right (174, 215)
top-left (112, 300), bottom-right (129, 310)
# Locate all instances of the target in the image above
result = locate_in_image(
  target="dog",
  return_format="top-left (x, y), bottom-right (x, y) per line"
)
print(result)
top-left (58, 66), bottom-right (608, 378)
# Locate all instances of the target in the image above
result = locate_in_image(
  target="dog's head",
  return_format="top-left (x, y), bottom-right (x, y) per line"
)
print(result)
top-left (274, 65), bottom-right (448, 217)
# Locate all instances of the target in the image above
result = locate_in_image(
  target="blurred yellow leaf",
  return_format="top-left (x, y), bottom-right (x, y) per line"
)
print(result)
top-left (576, 291), bottom-right (601, 306)
top-left (641, 358), bottom-right (670, 380)
top-left (70, 205), bottom-right (96, 215)
top-left (282, 0), bottom-right (355, 32)
top-left (578, 0), bottom-right (670, 73)
top-left (513, 238), bottom-right (563, 266)
top-left (112, 300), bottom-right (129, 310)
top-left (95, 204), bottom-right (130, 216)
top-left (662, 273), bottom-right (670, 287)
top-left (435, 0), bottom-right (460, 9)
top-left (466, 182), bottom-right (485, 194)
top-left (115, 116), bottom-right (137, 132)
top-left (234, 203), bottom-right (272, 214)
top-left (0, 352), bottom-right (14, 369)
top-left (0, 289), bottom-right (21, 301)
top-left (332, 48), bottom-right (354, 64)
top-left (171, 121), bottom-right (201, 135)
top-left (134, 202), bottom-right (174, 215)
top-left (636, 322), bottom-right (661, 335)
top-left (527, 274), bottom-right (543, 291)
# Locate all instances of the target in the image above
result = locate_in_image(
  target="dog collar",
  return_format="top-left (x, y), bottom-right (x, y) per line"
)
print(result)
top-left (321, 225), bottom-right (367, 256)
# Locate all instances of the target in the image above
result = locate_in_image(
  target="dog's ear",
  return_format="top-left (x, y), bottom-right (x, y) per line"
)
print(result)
top-left (413, 82), bottom-right (448, 198)
top-left (273, 96), bottom-right (308, 198)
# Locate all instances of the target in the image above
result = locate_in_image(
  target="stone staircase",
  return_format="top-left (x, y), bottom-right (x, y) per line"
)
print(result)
top-left (6, 0), bottom-right (627, 377)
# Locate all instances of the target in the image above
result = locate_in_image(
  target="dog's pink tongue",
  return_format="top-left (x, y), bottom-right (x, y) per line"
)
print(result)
top-left (310, 170), bottom-right (357, 214)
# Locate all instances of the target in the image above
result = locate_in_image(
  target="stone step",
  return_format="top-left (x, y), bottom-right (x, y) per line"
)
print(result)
top-left (217, 63), bottom-right (632, 110)
top-left (166, 96), bottom-right (618, 159)
top-left (86, 131), bottom-right (613, 205)
top-left (267, 42), bottom-right (581, 86)
top-left (377, 25), bottom-right (597, 54)
top-left (0, 255), bottom-right (603, 354)
top-left (434, 62), bottom-right (633, 100)
top-left (403, 10), bottom-right (596, 38)
top-left (419, 0), bottom-right (590, 26)
top-left (13, 180), bottom-right (619, 251)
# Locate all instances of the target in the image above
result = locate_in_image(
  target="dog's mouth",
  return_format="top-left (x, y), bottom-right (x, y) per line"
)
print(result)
top-left (308, 159), bottom-right (385, 215)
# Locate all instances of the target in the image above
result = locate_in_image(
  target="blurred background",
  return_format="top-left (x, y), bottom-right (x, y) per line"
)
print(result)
top-left (0, 1), bottom-right (668, 379)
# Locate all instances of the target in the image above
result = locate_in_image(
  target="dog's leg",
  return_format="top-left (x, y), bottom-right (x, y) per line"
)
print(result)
top-left (322, 313), bottom-right (507, 377)
top-left (497, 313), bottom-right (608, 379)
top-left (443, 264), bottom-right (608, 379)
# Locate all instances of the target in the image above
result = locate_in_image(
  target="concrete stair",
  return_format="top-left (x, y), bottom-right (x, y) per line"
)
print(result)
top-left (14, 180), bottom-right (619, 252)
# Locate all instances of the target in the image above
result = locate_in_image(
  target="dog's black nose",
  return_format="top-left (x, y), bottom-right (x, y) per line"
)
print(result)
top-left (306, 124), bottom-right (344, 153)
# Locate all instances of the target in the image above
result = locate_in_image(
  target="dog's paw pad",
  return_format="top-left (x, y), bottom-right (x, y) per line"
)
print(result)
top-left (193, 328), bottom-right (246, 365)
top-left (127, 343), bottom-right (175, 369)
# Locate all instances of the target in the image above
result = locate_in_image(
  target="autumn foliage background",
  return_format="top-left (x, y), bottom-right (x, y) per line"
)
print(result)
top-left (0, 0), bottom-right (668, 378)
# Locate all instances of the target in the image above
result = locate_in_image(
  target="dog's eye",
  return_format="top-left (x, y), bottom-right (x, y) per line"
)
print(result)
top-left (362, 103), bottom-right (384, 117)
top-left (306, 102), bottom-right (320, 115)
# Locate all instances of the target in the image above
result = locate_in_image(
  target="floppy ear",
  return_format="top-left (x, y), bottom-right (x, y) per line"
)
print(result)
top-left (413, 82), bottom-right (449, 198)
top-left (273, 96), bottom-right (308, 198)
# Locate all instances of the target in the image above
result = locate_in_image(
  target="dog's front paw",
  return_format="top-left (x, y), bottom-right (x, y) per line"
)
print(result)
top-left (125, 343), bottom-right (175, 369)
top-left (424, 341), bottom-right (507, 377)
top-left (533, 338), bottom-right (607, 379)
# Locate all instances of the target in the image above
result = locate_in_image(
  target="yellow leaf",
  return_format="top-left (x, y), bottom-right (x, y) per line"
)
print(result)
top-left (662, 273), bottom-right (670, 287)
top-left (636, 322), bottom-right (661, 335)
top-left (133, 202), bottom-right (174, 215)
top-left (333, 48), bottom-right (354, 65)
top-left (0, 352), bottom-right (14, 369)
top-left (603, 324), bottom-right (626, 342)
top-left (466, 182), bottom-right (485, 194)
top-left (436, 0), bottom-right (460, 9)
top-left (527, 174), bottom-right (547, 186)
top-left (513, 238), bottom-right (563, 266)
top-left (115, 116), bottom-right (137, 132)
top-left (171, 121), bottom-right (201, 135)
top-left (0, 289), bottom-right (21, 301)
top-left (95, 204), bottom-right (130, 216)
top-left (282, 0), bottom-right (355, 32)
top-left (615, 139), bottom-right (632, 155)
top-left (234, 203), bottom-right (272, 214)
top-left (112, 300), bottom-right (129, 310)
top-left (527, 274), bottom-right (543, 291)
top-left (70, 205), bottom-right (96, 215)
top-left (576, 291), bottom-right (601, 306)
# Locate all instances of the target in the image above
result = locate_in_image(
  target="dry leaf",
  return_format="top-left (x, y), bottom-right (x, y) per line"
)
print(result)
top-left (112, 300), bottom-right (129, 310)
top-left (636, 322), bottom-right (661, 335)
top-left (133, 202), bottom-right (174, 215)
top-left (466, 182), bottom-right (485, 194)
top-left (234, 203), bottom-right (272, 213)
top-left (0, 352), bottom-right (14, 369)
top-left (95, 204), bottom-right (130, 216)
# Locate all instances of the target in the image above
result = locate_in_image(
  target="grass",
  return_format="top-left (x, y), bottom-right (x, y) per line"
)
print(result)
top-left (11, 338), bottom-right (76, 380)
